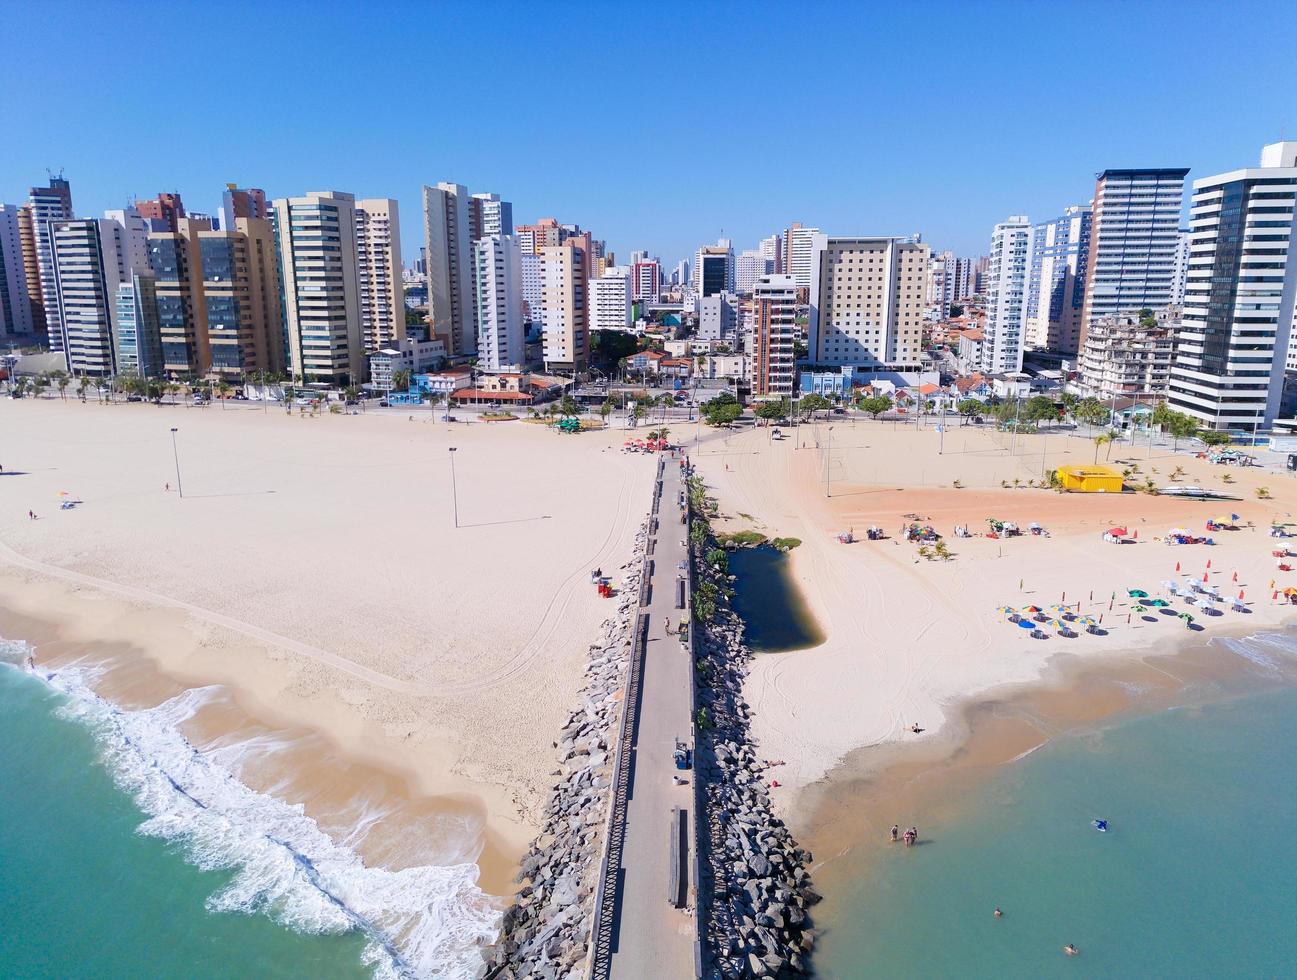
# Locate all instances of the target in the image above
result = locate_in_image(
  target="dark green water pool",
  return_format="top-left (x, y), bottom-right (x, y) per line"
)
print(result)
top-left (727, 545), bottom-right (825, 653)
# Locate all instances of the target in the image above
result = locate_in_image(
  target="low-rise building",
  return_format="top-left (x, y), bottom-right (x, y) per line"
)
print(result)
top-left (701, 353), bottom-right (745, 381)
top-left (957, 329), bottom-right (985, 373)
top-left (1077, 308), bottom-right (1176, 401)
top-left (368, 336), bottom-right (447, 391)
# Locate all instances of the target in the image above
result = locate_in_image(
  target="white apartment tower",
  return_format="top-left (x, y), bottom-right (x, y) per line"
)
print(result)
top-left (808, 234), bottom-right (929, 372)
top-left (1079, 167), bottom-right (1189, 347)
top-left (752, 275), bottom-right (798, 398)
top-left (1167, 143), bottom-right (1297, 432)
top-left (470, 193), bottom-right (513, 239)
top-left (355, 198), bottom-right (405, 352)
top-left (539, 244), bottom-right (588, 372)
top-left (423, 182), bottom-right (475, 356)
top-left (735, 250), bottom-right (770, 295)
top-left (590, 266), bottom-right (632, 330)
top-left (783, 223), bottom-right (821, 289)
top-left (632, 259), bottom-right (660, 303)
top-left (1171, 229), bottom-right (1191, 307)
top-left (759, 234), bottom-right (782, 274)
top-left (273, 191), bottom-right (365, 384)
top-left (1025, 206), bottom-right (1092, 353)
top-left (473, 234), bottom-right (525, 372)
top-left (982, 216), bottom-right (1034, 374)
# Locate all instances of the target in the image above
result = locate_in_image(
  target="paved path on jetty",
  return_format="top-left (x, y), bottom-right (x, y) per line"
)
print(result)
top-left (607, 456), bottom-right (697, 979)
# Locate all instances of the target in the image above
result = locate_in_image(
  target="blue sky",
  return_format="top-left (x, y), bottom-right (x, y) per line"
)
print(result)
top-left (3, 1), bottom-right (1295, 267)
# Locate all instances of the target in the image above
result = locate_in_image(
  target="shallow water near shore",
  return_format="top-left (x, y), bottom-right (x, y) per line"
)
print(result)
top-left (727, 545), bottom-right (825, 653)
top-left (0, 638), bottom-right (500, 980)
top-left (812, 633), bottom-right (1297, 978)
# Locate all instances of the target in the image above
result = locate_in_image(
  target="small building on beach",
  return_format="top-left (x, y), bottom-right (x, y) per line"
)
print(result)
top-left (1055, 465), bottom-right (1125, 493)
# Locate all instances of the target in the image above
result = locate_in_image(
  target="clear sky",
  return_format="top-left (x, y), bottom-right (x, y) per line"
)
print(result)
top-left (3, 1), bottom-right (1295, 268)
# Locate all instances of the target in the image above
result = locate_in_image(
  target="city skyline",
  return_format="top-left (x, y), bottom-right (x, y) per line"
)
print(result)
top-left (3, 2), bottom-right (1294, 266)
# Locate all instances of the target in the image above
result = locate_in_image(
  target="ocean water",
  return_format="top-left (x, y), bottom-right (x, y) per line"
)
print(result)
top-left (815, 636), bottom-right (1297, 978)
top-left (0, 641), bottom-right (499, 980)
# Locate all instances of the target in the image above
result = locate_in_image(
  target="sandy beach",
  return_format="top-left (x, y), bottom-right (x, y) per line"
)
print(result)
top-left (685, 417), bottom-right (1297, 837)
top-left (0, 399), bottom-right (654, 887)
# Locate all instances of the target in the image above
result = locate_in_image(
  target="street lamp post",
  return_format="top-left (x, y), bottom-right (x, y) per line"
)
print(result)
top-left (169, 427), bottom-right (184, 498)
top-left (448, 447), bottom-right (459, 528)
top-left (824, 425), bottom-right (834, 497)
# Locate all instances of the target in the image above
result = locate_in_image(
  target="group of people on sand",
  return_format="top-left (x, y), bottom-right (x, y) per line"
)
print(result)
top-left (889, 824), bottom-right (919, 846)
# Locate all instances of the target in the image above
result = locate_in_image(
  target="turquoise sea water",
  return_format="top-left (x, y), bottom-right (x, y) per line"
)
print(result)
top-left (816, 640), bottom-right (1297, 978)
top-left (0, 641), bottom-right (498, 980)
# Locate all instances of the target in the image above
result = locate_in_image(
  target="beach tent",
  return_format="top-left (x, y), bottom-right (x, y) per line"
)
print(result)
top-left (1056, 465), bottom-right (1125, 493)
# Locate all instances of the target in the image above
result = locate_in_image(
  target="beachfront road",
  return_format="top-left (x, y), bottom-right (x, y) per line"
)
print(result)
top-left (607, 455), bottom-right (697, 979)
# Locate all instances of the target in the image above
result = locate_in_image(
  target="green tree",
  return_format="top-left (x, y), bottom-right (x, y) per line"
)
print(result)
top-left (558, 393), bottom-right (580, 417)
top-left (1024, 394), bottom-right (1058, 425)
top-left (948, 304), bottom-right (965, 318)
top-left (55, 372), bottom-right (70, 401)
top-left (858, 394), bottom-right (892, 419)
top-left (1093, 431), bottom-right (1115, 464)
top-left (1074, 397), bottom-right (1110, 428)
top-left (1200, 429), bottom-right (1231, 447)
top-left (798, 393), bottom-right (832, 418)
top-left (390, 369), bottom-right (411, 393)
top-left (957, 398), bottom-right (983, 424)
top-left (755, 398), bottom-right (789, 421)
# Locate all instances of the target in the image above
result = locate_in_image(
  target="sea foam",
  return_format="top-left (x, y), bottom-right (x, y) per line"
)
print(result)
top-left (1, 642), bottom-right (500, 979)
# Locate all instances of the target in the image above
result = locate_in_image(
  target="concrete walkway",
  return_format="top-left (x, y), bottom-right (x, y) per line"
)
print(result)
top-left (607, 455), bottom-right (697, 979)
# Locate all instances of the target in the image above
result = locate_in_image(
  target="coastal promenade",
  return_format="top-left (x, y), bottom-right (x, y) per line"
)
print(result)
top-left (592, 454), bottom-right (699, 979)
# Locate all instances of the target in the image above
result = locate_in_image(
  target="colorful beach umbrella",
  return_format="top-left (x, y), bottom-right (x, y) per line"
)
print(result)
top-left (1147, 599), bottom-right (1169, 607)
top-left (996, 606), bottom-right (1017, 616)
top-left (1076, 616), bottom-right (1097, 627)
top-left (1045, 619), bottom-right (1067, 631)
top-left (1021, 605), bottom-right (1042, 613)
top-left (1127, 589), bottom-right (1149, 598)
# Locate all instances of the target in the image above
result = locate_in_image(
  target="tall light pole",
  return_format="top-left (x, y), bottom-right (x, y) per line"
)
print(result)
top-left (169, 427), bottom-right (184, 498)
top-left (448, 447), bottom-right (459, 528)
top-left (824, 425), bottom-right (834, 497)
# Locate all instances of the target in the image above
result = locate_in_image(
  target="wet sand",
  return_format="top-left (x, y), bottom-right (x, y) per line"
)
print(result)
top-left (799, 623), bottom-right (1296, 903)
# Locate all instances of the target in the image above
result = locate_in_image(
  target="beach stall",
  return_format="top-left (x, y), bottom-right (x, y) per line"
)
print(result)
top-left (1056, 465), bottom-right (1125, 493)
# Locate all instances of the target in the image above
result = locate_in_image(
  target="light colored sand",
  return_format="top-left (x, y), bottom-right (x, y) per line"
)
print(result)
top-left (0, 398), bottom-right (654, 862)
top-left (687, 417), bottom-right (1297, 816)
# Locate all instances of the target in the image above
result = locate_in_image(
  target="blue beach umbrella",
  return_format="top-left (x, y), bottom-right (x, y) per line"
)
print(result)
top-left (1017, 618), bottom-right (1034, 629)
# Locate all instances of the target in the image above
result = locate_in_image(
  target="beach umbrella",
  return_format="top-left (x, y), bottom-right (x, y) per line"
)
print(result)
top-left (1127, 589), bottom-right (1149, 598)
top-left (1131, 605), bottom-right (1148, 614)
top-left (1179, 612), bottom-right (1195, 624)
top-left (1076, 615), bottom-right (1097, 627)
top-left (1021, 605), bottom-right (1042, 613)
top-left (1148, 599), bottom-right (1170, 608)
top-left (1045, 618), bottom-right (1067, 630)
top-left (1016, 618), bottom-right (1034, 629)
top-left (996, 605), bottom-right (1017, 615)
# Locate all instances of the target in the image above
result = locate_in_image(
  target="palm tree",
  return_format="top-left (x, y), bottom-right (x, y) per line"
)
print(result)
top-left (391, 368), bottom-right (410, 393)
top-left (55, 373), bottom-right (70, 400)
top-left (1093, 432), bottom-right (1112, 465)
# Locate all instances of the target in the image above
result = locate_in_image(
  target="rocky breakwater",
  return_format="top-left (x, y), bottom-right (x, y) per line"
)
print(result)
top-left (693, 527), bottom-right (817, 978)
top-left (486, 522), bottom-right (648, 980)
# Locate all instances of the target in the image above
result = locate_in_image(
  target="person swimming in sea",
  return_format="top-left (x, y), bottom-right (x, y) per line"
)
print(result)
top-left (994, 907), bottom-right (1003, 919)
top-left (1063, 944), bottom-right (1079, 956)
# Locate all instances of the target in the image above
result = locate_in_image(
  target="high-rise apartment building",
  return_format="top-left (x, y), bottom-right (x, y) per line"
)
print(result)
top-left (473, 234), bottom-right (525, 372)
top-left (782, 223), bottom-right (821, 289)
top-left (735, 250), bottom-right (771, 295)
top-left (590, 266), bottom-right (633, 331)
top-left (423, 182), bottom-right (475, 356)
top-left (221, 185), bottom-right (268, 231)
top-left (752, 275), bottom-right (798, 398)
top-left (925, 250), bottom-right (976, 317)
top-left (981, 216), bottom-right (1034, 373)
top-left (1167, 143), bottom-right (1297, 432)
top-left (515, 217), bottom-right (563, 254)
top-left (148, 217), bottom-right (213, 375)
top-left (808, 235), bottom-right (929, 371)
top-left (16, 205), bottom-right (44, 336)
top-left (29, 176), bottom-right (74, 349)
top-left (0, 204), bottom-right (35, 338)
top-left (760, 234), bottom-right (782, 275)
top-left (114, 275), bottom-right (163, 377)
top-left (632, 258), bottom-right (660, 303)
top-left (521, 253), bottom-right (543, 325)
top-left (469, 193), bottom-right (513, 240)
top-left (355, 198), bottom-right (404, 352)
top-left (274, 191), bottom-right (365, 384)
top-left (199, 218), bottom-right (285, 376)
top-left (51, 211), bottom-right (150, 375)
top-left (1079, 167), bottom-right (1189, 347)
top-left (1025, 205), bottom-right (1092, 353)
top-left (672, 259), bottom-right (689, 287)
top-left (136, 192), bottom-right (186, 232)
top-left (539, 244), bottom-right (587, 372)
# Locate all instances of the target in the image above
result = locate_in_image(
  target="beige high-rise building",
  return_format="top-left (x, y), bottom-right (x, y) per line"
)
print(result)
top-left (422, 182), bottom-right (474, 357)
top-left (809, 235), bottom-right (929, 372)
top-left (274, 191), bottom-right (365, 384)
top-left (197, 217), bottom-right (285, 376)
top-left (355, 198), bottom-right (404, 352)
top-left (539, 243), bottom-right (587, 372)
top-left (148, 216), bottom-right (213, 375)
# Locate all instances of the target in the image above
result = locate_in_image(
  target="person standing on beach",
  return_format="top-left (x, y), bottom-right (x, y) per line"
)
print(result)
top-left (890, 824), bottom-right (900, 842)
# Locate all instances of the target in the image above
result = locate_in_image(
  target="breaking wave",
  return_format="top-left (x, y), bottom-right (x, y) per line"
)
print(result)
top-left (0, 640), bottom-right (500, 979)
